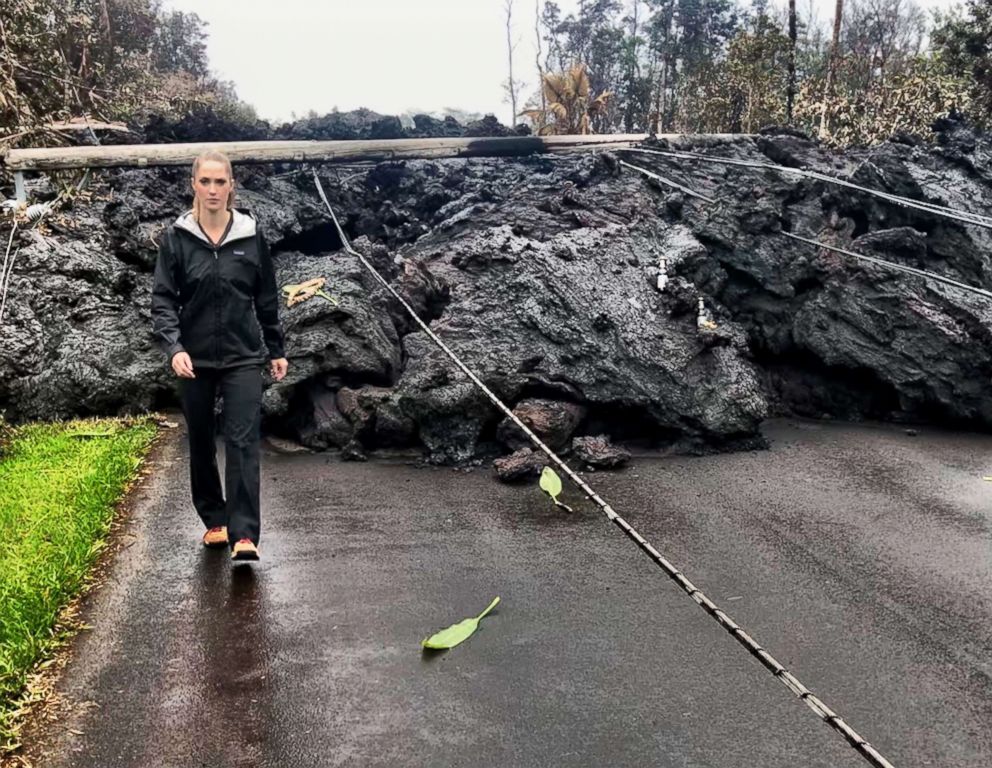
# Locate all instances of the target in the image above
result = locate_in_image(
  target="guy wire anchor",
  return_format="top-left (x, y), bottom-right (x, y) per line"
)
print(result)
top-left (697, 297), bottom-right (718, 331)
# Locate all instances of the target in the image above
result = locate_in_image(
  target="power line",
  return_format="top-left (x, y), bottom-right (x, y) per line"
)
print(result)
top-left (781, 231), bottom-right (992, 302)
top-left (620, 147), bottom-right (992, 230)
top-left (619, 152), bottom-right (992, 303)
top-left (311, 170), bottom-right (896, 768)
top-left (618, 159), bottom-right (715, 202)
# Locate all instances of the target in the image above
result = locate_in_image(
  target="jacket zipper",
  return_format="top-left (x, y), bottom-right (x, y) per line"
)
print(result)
top-left (213, 249), bottom-right (220, 365)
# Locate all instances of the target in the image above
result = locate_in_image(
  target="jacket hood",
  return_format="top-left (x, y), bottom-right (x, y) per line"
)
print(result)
top-left (174, 207), bottom-right (257, 244)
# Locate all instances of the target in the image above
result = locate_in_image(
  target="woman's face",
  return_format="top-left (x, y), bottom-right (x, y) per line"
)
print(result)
top-left (191, 160), bottom-right (233, 214)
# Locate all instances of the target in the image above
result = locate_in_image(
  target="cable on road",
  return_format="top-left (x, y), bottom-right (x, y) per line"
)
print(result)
top-left (311, 170), bottom-right (897, 768)
top-left (619, 146), bottom-right (992, 230)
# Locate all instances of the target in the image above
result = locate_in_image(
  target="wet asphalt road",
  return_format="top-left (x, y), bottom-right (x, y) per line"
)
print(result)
top-left (19, 418), bottom-right (992, 768)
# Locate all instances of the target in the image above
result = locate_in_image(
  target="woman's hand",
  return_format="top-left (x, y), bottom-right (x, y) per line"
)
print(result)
top-left (270, 357), bottom-right (288, 382)
top-left (171, 351), bottom-right (195, 379)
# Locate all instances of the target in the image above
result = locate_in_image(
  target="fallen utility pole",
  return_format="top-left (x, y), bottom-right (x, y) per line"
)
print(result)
top-left (1, 134), bottom-right (665, 172)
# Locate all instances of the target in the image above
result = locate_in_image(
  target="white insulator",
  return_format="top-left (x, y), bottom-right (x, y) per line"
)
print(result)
top-left (656, 257), bottom-right (668, 292)
top-left (25, 203), bottom-right (50, 221)
top-left (697, 297), bottom-right (708, 329)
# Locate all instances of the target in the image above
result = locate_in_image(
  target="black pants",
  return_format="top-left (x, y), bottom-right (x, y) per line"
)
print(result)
top-left (180, 365), bottom-right (264, 546)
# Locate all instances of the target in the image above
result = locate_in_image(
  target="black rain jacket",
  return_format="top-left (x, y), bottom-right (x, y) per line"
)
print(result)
top-left (151, 208), bottom-right (285, 368)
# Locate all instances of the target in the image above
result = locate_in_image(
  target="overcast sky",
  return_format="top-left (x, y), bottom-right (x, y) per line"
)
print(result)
top-left (163, 0), bottom-right (961, 125)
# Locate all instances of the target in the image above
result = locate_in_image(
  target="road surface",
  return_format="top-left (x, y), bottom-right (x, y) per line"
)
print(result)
top-left (17, 418), bottom-right (992, 767)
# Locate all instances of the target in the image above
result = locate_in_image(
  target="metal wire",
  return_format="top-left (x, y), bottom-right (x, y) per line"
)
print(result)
top-left (781, 231), bottom-right (992, 302)
top-left (620, 146), bottom-right (992, 230)
top-left (310, 170), bottom-right (896, 768)
top-left (1, 166), bottom-right (95, 326)
top-left (618, 160), bottom-right (715, 202)
top-left (619, 154), bottom-right (992, 304)
top-left (0, 218), bottom-right (18, 326)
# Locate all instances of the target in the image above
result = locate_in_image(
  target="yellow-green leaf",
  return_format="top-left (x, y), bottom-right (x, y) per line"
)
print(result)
top-left (539, 466), bottom-right (574, 513)
top-left (539, 466), bottom-right (562, 501)
top-left (421, 597), bottom-right (500, 650)
top-left (315, 289), bottom-right (340, 305)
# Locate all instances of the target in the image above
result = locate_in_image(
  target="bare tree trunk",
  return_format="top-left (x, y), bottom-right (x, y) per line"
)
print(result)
top-left (661, 50), bottom-right (674, 133)
top-left (819, 0), bottom-right (844, 139)
top-left (505, 0), bottom-right (518, 128)
top-left (534, 0), bottom-right (546, 130)
top-left (623, 0), bottom-right (640, 134)
top-left (99, 0), bottom-right (112, 43)
top-left (0, 17), bottom-right (22, 108)
top-left (787, 0), bottom-right (797, 122)
top-left (648, 46), bottom-right (661, 134)
top-left (657, 6), bottom-right (673, 133)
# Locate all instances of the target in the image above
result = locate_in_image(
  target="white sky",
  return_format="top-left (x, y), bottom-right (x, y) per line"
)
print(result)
top-left (164, 0), bottom-right (960, 125)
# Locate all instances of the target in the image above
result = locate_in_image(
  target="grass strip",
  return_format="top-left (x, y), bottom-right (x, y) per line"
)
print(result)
top-left (0, 416), bottom-right (158, 750)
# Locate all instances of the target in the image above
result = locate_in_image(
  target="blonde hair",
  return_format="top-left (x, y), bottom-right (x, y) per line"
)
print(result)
top-left (191, 149), bottom-right (236, 221)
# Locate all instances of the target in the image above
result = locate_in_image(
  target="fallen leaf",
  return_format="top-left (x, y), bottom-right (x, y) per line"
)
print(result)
top-left (422, 597), bottom-right (500, 651)
top-left (540, 466), bottom-right (574, 512)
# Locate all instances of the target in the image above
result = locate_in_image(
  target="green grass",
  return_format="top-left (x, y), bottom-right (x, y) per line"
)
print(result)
top-left (0, 416), bottom-right (158, 750)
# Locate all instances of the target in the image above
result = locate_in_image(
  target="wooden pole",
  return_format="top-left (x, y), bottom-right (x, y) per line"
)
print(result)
top-left (2, 134), bottom-right (663, 172)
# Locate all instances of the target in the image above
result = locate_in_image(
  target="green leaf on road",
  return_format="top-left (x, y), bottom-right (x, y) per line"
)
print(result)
top-left (540, 466), bottom-right (562, 501)
top-left (539, 466), bottom-right (573, 512)
top-left (421, 597), bottom-right (500, 650)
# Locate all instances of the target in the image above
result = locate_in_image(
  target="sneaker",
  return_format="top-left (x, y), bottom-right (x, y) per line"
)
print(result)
top-left (231, 538), bottom-right (259, 561)
top-left (202, 526), bottom-right (228, 548)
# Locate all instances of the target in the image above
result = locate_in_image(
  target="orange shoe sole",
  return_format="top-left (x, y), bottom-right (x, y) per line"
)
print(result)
top-left (231, 540), bottom-right (260, 561)
top-left (202, 526), bottom-right (229, 549)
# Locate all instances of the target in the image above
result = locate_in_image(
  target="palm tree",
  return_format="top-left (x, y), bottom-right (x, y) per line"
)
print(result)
top-left (522, 63), bottom-right (613, 135)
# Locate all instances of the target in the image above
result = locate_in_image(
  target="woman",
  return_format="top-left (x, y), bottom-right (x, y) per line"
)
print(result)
top-left (151, 149), bottom-right (288, 562)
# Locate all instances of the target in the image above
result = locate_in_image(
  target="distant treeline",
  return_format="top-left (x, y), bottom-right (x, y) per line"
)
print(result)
top-left (0, 0), bottom-right (257, 144)
top-left (0, 0), bottom-right (989, 148)
top-left (519, 0), bottom-right (990, 143)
